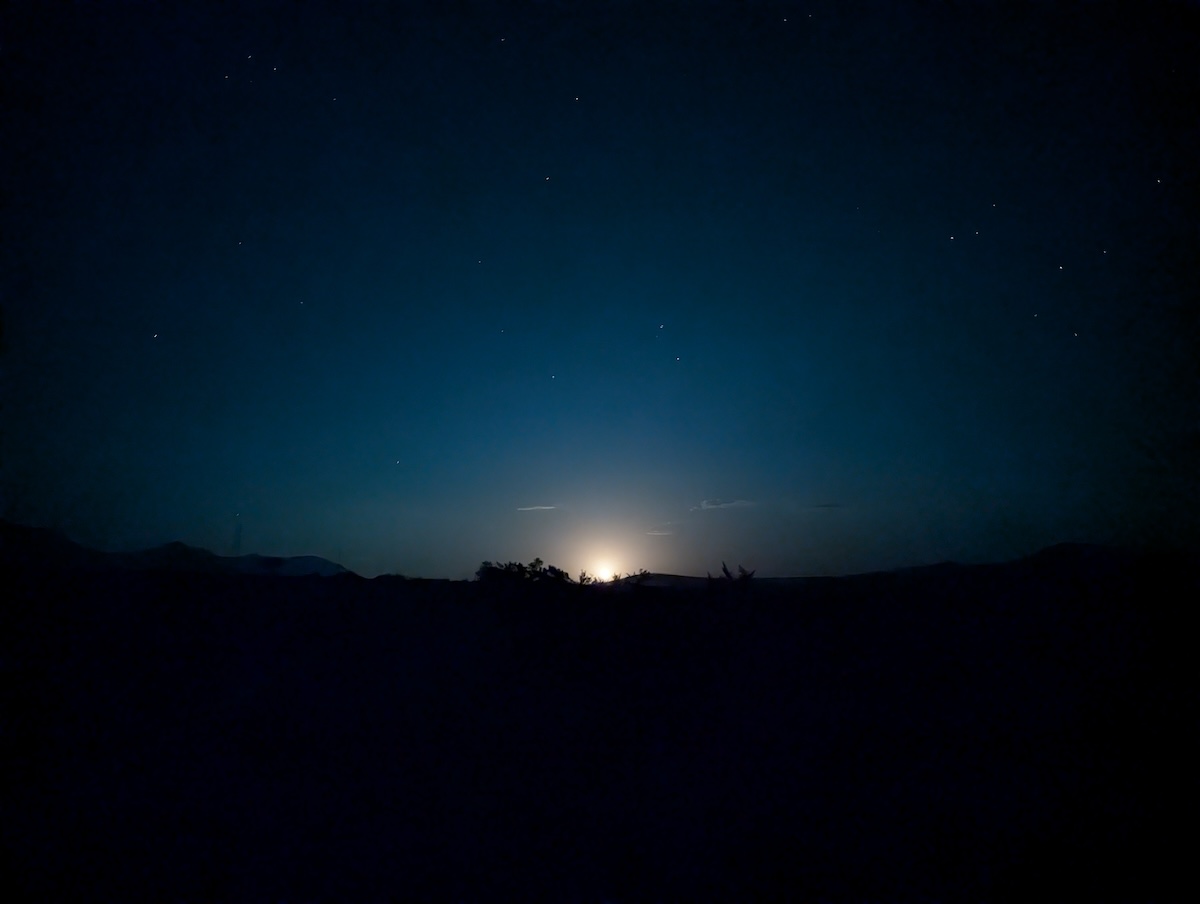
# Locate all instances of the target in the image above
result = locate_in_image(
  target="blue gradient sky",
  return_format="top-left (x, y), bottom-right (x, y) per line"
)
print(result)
top-left (3, 0), bottom-right (1196, 577)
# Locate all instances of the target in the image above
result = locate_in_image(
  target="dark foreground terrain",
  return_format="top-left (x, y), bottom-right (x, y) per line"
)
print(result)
top-left (2, 527), bottom-right (1196, 901)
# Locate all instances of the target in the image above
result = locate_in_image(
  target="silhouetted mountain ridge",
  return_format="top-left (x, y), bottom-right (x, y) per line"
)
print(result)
top-left (0, 520), bottom-right (350, 577)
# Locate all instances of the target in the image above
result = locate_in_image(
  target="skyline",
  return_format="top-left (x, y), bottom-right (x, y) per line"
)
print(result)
top-left (2, 0), bottom-right (1197, 578)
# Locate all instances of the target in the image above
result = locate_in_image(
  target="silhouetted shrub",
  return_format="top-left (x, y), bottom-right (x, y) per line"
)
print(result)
top-left (708, 561), bottom-right (755, 590)
top-left (476, 558), bottom-right (578, 586)
top-left (475, 560), bottom-right (648, 591)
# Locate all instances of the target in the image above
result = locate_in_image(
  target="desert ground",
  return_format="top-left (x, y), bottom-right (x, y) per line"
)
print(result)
top-left (2, 522), bottom-right (1195, 901)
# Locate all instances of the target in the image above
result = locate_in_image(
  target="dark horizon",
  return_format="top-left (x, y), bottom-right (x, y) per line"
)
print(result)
top-left (0, 513), bottom-right (1179, 585)
top-left (3, 0), bottom-right (1198, 579)
top-left (4, 501), bottom-right (1195, 902)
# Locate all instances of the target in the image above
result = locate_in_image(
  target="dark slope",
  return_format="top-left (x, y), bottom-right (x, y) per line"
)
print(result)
top-left (2, 535), bottom-right (1195, 901)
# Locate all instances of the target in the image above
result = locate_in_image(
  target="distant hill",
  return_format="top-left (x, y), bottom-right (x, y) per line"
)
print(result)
top-left (0, 520), bottom-right (352, 577)
top-left (0, 519), bottom-right (108, 570)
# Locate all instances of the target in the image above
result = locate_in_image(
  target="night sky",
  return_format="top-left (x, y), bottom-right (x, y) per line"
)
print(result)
top-left (3, 0), bottom-right (1197, 579)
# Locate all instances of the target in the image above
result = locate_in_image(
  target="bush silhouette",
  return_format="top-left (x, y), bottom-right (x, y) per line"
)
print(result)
top-left (476, 558), bottom-right (580, 586)
top-left (707, 561), bottom-right (755, 589)
top-left (475, 559), bottom-right (643, 590)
